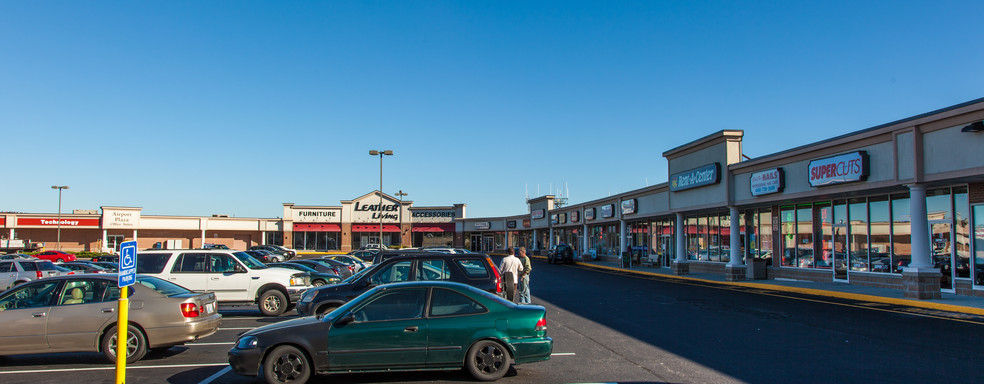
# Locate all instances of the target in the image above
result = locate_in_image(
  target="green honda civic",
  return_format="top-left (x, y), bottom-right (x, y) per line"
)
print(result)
top-left (228, 280), bottom-right (552, 384)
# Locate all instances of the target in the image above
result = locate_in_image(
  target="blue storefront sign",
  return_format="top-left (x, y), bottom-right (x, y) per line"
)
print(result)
top-left (670, 163), bottom-right (720, 191)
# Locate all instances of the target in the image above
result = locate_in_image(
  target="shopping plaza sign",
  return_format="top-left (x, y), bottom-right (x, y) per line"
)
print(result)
top-left (808, 151), bottom-right (868, 187)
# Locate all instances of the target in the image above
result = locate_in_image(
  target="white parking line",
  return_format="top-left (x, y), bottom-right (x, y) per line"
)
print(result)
top-left (189, 342), bottom-right (235, 346)
top-left (0, 363), bottom-right (228, 375)
top-left (218, 327), bottom-right (255, 330)
top-left (199, 366), bottom-right (231, 384)
top-left (552, 352), bottom-right (576, 356)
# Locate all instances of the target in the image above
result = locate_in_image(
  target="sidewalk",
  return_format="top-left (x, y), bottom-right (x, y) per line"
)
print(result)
top-left (533, 255), bottom-right (984, 316)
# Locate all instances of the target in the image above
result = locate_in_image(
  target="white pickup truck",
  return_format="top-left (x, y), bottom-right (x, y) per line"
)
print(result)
top-left (136, 249), bottom-right (314, 316)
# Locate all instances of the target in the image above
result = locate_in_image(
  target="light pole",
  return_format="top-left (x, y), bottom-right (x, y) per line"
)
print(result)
top-left (51, 185), bottom-right (69, 250)
top-left (369, 150), bottom-right (393, 249)
top-left (395, 190), bottom-right (408, 247)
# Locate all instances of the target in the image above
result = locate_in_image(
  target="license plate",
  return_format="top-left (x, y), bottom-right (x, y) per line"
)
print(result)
top-left (205, 302), bottom-right (215, 313)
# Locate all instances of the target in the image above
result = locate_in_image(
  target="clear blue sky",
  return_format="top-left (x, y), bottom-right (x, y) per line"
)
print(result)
top-left (2, 1), bottom-right (982, 219)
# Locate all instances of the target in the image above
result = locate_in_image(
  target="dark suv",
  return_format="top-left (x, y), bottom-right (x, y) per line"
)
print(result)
top-left (296, 252), bottom-right (502, 316)
top-left (548, 244), bottom-right (574, 264)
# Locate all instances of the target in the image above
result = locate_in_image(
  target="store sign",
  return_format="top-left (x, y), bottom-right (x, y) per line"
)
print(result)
top-left (559, 213), bottom-right (567, 224)
top-left (621, 199), bottom-right (637, 215)
top-left (808, 151), bottom-right (868, 187)
top-left (750, 168), bottom-right (785, 196)
top-left (475, 222), bottom-right (491, 230)
top-left (522, 219), bottom-right (531, 228)
top-left (17, 217), bottom-right (101, 227)
top-left (507, 220), bottom-right (517, 229)
top-left (601, 204), bottom-right (614, 218)
top-left (411, 209), bottom-right (455, 223)
top-left (350, 193), bottom-right (401, 222)
top-left (411, 210), bottom-right (455, 218)
top-left (550, 214), bottom-right (559, 224)
top-left (294, 208), bottom-right (341, 223)
top-left (585, 208), bottom-right (595, 220)
top-left (670, 163), bottom-right (720, 191)
top-left (531, 209), bottom-right (545, 219)
top-left (102, 208), bottom-right (141, 229)
top-left (571, 210), bottom-right (580, 223)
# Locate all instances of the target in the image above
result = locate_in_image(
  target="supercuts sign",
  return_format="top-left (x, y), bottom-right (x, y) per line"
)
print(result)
top-left (670, 163), bottom-right (720, 192)
top-left (750, 168), bottom-right (784, 196)
top-left (808, 151), bottom-right (868, 187)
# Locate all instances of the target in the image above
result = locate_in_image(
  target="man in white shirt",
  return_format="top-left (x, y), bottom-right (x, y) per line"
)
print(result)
top-left (498, 247), bottom-right (524, 302)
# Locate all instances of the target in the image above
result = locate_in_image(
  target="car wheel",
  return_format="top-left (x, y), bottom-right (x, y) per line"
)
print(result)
top-left (312, 279), bottom-right (326, 287)
top-left (272, 256), bottom-right (284, 263)
top-left (56, 258), bottom-right (65, 262)
top-left (101, 324), bottom-right (147, 363)
top-left (465, 339), bottom-right (509, 381)
top-left (258, 290), bottom-right (287, 316)
top-left (262, 345), bottom-right (311, 384)
top-left (316, 304), bottom-right (339, 316)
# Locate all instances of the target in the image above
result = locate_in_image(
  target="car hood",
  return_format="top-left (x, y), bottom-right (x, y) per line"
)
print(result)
top-left (243, 315), bottom-right (322, 337)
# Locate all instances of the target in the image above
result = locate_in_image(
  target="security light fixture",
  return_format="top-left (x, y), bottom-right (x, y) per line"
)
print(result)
top-left (961, 121), bottom-right (984, 132)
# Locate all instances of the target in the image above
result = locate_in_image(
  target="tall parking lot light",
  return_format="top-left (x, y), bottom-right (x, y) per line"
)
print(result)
top-left (369, 150), bottom-right (393, 248)
top-left (51, 185), bottom-right (69, 250)
top-left (396, 190), bottom-right (408, 246)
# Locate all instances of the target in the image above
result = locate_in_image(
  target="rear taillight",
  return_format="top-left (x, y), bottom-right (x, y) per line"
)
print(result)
top-left (348, 266), bottom-right (354, 273)
top-left (333, 268), bottom-right (340, 275)
top-left (487, 258), bottom-right (502, 293)
top-left (36, 271), bottom-right (43, 279)
top-left (535, 315), bottom-right (547, 331)
top-left (180, 303), bottom-right (201, 318)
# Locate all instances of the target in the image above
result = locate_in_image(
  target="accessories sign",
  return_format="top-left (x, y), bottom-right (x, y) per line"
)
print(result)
top-left (750, 168), bottom-right (784, 196)
top-left (808, 151), bottom-right (868, 187)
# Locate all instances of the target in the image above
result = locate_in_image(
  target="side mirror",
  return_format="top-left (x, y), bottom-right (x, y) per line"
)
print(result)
top-left (335, 312), bottom-right (356, 326)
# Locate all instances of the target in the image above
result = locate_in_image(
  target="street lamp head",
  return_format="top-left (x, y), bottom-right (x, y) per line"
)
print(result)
top-left (369, 150), bottom-right (394, 156)
top-left (383, 150), bottom-right (393, 156)
top-left (369, 150), bottom-right (379, 156)
top-left (51, 185), bottom-right (69, 190)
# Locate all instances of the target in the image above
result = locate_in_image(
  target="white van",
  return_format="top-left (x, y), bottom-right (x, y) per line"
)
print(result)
top-left (136, 249), bottom-right (314, 316)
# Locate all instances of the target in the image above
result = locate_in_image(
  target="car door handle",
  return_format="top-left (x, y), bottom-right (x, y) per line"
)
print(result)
top-left (404, 326), bottom-right (418, 333)
top-left (211, 277), bottom-right (220, 280)
top-left (102, 308), bottom-right (115, 313)
top-left (32, 312), bottom-right (46, 318)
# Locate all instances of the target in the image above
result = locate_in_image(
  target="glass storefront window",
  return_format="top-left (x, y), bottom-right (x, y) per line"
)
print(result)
top-left (891, 194), bottom-right (911, 273)
top-left (707, 215), bottom-right (720, 261)
top-left (759, 210), bottom-right (773, 263)
top-left (849, 198), bottom-right (869, 272)
top-left (719, 214), bottom-right (730, 263)
top-left (869, 197), bottom-right (891, 273)
top-left (264, 231), bottom-right (284, 246)
top-left (796, 206), bottom-right (813, 268)
top-left (954, 187), bottom-right (970, 279)
top-left (687, 217), bottom-right (698, 260)
top-left (973, 205), bottom-right (984, 286)
top-left (781, 207), bottom-right (796, 267)
top-left (817, 204), bottom-right (832, 269)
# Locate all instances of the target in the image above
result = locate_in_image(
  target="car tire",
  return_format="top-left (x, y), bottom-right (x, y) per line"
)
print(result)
top-left (316, 304), bottom-right (339, 316)
top-left (56, 258), bottom-right (65, 262)
top-left (101, 324), bottom-right (147, 364)
top-left (465, 339), bottom-right (510, 381)
top-left (262, 345), bottom-right (311, 384)
top-left (258, 290), bottom-right (287, 316)
top-left (271, 256), bottom-right (283, 263)
top-left (312, 279), bottom-right (326, 287)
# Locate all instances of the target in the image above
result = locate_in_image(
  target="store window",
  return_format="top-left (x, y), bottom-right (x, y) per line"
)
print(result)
top-left (891, 194), bottom-right (911, 273)
top-left (650, 217), bottom-right (675, 267)
top-left (954, 187), bottom-right (970, 279)
top-left (869, 197), bottom-right (891, 273)
top-left (973, 205), bottom-right (984, 286)
top-left (686, 217), bottom-right (698, 260)
top-left (264, 231), bottom-right (284, 246)
top-left (781, 207), bottom-right (796, 267)
top-left (849, 198), bottom-right (869, 272)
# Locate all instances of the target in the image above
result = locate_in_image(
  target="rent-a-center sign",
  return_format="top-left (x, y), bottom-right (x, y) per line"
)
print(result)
top-left (808, 151), bottom-right (868, 187)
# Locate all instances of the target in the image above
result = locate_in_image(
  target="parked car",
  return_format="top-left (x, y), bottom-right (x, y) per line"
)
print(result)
top-left (346, 250), bottom-right (377, 264)
top-left (371, 249), bottom-right (425, 265)
top-left (90, 255), bottom-right (119, 263)
top-left (0, 258), bottom-right (62, 290)
top-left (548, 244), bottom-right (574, 264)
top-left (360, 243), bottom-right (387, 251)
top-left (57, 262), bottom-right (110, 274)
top-left (0, 274), bottom-right (222, 363)
top-left (1, 253), bottom-right (32, 260)
top-left (322, 255), bottom-right (367, 272)
top-left (34, 250), bottom-right (77, 263)
top-left (229, 281), bottom-right (552, 383)
top-left (136, 249), bottom-right (315, 316)
top-left (53, 265), bottom-right (76, 276)
top-left (296, 252), bottom-right (503, 316)
top-left (266, 262), bottom-right (342, 287)
top-left (249, 245), bottom-right (296, 260)
top-left (245, 249), bottom-right (285, 263)
top-left (202, 243), bottom-right (231, 250)
top-left (291, 259), bottom-right (355, 279)
top-left (91, 261), bottom-right (119, 272)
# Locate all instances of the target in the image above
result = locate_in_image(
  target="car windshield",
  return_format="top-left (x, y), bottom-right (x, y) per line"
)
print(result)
top-left (136, 275), bottom-right (193, 296)
top-left (343, 263), bottom-right (378, 283)
top-left (232, 252), bottom-right (267, 269)
top-left (275, 263), bottom-right (317, 273)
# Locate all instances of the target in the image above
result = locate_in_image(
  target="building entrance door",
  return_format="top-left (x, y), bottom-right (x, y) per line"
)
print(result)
top-left (929, 219), bottom-right (954, 291)
top-left (469, 234), bottom-right (482, 252)
top-left (833, 223), bottom-right (848, 281)
top-left (482, 235), bottom-right (495, 252)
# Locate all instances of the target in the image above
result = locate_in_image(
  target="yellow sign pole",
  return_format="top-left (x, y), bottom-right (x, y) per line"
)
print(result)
top-left (116, 285), bottom-right (129, 384)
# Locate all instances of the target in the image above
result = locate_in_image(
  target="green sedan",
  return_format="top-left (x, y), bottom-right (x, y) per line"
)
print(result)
top-left (228, 281), bottom-right (552, 383)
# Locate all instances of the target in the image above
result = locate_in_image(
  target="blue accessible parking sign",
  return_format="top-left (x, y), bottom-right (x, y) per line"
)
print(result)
top-left (118, 240), bottom-right (137, 287)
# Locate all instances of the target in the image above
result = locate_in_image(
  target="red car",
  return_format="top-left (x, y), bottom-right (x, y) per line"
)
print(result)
top-left (34, 250), bottom-right (77, 262)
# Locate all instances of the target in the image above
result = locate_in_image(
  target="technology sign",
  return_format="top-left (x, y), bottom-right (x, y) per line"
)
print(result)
top-left (670, 163), bottom-right (720, 191)
top-left (750, 168), bottom-right (784, 196)
top-left (808, 151), bottom-right (868, 187)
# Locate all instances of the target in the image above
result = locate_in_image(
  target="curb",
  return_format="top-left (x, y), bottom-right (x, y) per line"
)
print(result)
top-left (534, 255), bottom-right (984, 317)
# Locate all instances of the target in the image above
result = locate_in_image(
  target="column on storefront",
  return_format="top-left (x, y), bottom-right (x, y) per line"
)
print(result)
top-left (726, 206), bottom-right (745, 281)
top-left (619, 213), bottom-right (628, 265)
top-left (903, 184), bottom-right (941, 299)
top-left (673, 212), bottom-right (689, 274)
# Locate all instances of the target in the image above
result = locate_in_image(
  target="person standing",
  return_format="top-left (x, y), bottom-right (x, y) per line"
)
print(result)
top-left (517, 246), bottom-right (532, 304)
top-left (498, 247), bottom-right (523, 302)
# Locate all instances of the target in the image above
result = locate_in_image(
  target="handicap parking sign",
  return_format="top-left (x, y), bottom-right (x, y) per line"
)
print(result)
top-left (118, 241), bottom-right (137, 287)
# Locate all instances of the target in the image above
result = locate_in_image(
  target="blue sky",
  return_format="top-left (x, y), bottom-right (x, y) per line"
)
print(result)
top-left (2, 1), bottom-right (982, 219)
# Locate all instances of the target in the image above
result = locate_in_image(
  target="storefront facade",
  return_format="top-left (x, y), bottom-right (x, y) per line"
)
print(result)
top-left (459, 97), bottom-right (984, 299)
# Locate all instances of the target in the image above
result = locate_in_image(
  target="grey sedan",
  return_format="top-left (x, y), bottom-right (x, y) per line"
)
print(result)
top-left (0, 274), bottom-right (222, 363)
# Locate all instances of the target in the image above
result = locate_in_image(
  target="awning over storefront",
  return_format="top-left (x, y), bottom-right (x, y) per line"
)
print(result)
top-left (293, 223), bottom-right (341, 232)
top-left (352, 224), bottom-right (401, 232)
top-left (411, 223), bottom-right (456, 232)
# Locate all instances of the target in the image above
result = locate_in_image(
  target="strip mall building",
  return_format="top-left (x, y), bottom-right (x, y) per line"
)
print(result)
top-left (2, 191), bottom-right (463, 254)
top-left (4, 98), bottom-right (984, 299)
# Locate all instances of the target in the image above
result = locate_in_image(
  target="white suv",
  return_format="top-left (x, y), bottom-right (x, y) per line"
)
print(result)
top-left (136, 249), bottom-right (314, 316)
